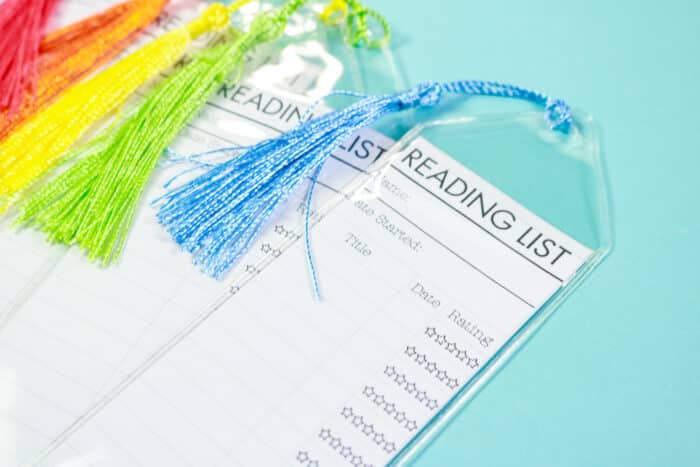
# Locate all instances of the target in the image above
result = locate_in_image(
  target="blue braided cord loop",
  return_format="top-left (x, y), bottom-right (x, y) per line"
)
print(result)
top-left (441, 80), bottom-right (572, 132)
top-left (157, 79), bottom-right (571, 290)
top-left (298, 80), bottom-right (569, 297)
top-left (397, 81), bottom-right (443, 109)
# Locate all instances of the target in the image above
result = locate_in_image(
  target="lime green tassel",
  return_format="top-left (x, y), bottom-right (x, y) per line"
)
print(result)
top-left (17, 0), bottom-right (307, 264)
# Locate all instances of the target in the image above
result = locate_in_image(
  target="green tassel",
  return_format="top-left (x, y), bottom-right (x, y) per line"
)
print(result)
top-left (17, 0), bottom-right (307, 265)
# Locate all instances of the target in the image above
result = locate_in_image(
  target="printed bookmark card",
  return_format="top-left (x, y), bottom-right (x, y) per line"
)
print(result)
top-left (36, 134), bottom-right (591, 466)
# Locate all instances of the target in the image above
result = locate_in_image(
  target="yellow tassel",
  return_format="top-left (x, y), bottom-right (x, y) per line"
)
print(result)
top-left (0, 2), bottom-right (243, 212)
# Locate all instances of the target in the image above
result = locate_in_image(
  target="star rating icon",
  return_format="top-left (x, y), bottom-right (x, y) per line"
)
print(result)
top-left (351, 455), bottom-right (362, 466)
top-left (319, 428), bottom-right (331, 441)
top-left (436, 334), bottom-right (447, 346)
top-left (406, 420), bottom-right (418, 431)
top-left (297, 451), bottom-right (309, 462)
top-left (427, 399), bottom-right (438, 410)
top-left (274, 224), bottom-right (285, 234)
top-left (340, 446), bottom-right (352, 458)
top-left (362, 424), bottom-right (374, 435)
top-left (446, 342), bottom-right (457, 353)
top-left (436, 370), bottom-right (447, 381)
top-left (468, 358), bottom-right (479, 369)
top-left (363, 386), bottom-right (375, 397)
top-left (384, 366), bottom-right (396, 377)
top-left (261, 243), bottom-right (272, 253)
top-left (373, 394), bottom-right (385, 405)
top-left (395, 374), bottom-right (406, 385)
top-left (405, 382), bottom-right (416, 394)
top-left (416, 354), bottom-right (427, 365)
top-left (373, 432), bottom-right (385, 444)
top-left (352, 415), bottom-right (363, 427)
top-left (308, 461), bottom-right (319, 467)
top-left (394, 411), bottom-right (406, 423)
top-left (447, 378), bottom-right (459, 389)
top-left (341, 407), bottom-right (353, 418)
top-left (330, 437), bottom-right (341, 449)
top-left (416, 390), bottom-right (427, 402)
top-left (425, 362), bottom-right (437, 373)
top-left (404, 346), bottom-right (416, 357)
top-left (384, 442), bottom-right (396, 454)
top-left (383, 402), bottom-right (395, 414)
top-left (425, 326), bottom-right (436, 337)
top-left (457, 350), bottom-right (468, 361)
top-left (272, 248), bottom-right (282, 257)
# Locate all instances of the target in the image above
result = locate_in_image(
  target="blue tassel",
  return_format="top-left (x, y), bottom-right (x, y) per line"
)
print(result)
top-left (156, 80), bottom-right (573, 293)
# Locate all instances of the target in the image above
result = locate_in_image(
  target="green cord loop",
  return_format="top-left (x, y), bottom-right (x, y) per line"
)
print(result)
top-left (320, 0), bottom-right (390, 48)
top-left (345, 0), bottom-right (390, 48)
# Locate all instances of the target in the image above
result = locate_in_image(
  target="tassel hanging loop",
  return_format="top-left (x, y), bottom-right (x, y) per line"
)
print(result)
top-left (441, 80), bottom-right (572, 131)
top-left (233, 0), bottom-right (305, 50)
top-left (319, 0), bottom-right (348, 25)
top-left (320, 0), bottom-right (390, 48)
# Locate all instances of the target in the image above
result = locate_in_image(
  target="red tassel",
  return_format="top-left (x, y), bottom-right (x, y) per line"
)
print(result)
top-left (0, 0), bottom-right (60, 113)
top-left (0, 0), bottom-right (169, 141)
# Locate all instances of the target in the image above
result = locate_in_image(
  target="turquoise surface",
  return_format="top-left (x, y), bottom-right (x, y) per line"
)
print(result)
top-left (367, 0), bottom-right (700, 465)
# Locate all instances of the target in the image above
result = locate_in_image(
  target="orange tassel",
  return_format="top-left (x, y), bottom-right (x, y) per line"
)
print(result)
top-left (0, 0), bottom-right (169, 142)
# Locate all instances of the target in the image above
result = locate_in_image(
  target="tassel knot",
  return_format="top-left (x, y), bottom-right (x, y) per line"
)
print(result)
top-left (396, 81), bottom-right (443, 110)
top-left (236, 2), bottom-right (300, 51)
top-left (186, 3), bottom-right (231, 39)
top-left (545, 97), bottom-right (572, 132)
top-left (246, 11), bottom-right (289, 44)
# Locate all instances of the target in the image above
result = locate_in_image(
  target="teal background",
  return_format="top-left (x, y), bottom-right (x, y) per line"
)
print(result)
top-left (367, 0), bottom-right (700, 466)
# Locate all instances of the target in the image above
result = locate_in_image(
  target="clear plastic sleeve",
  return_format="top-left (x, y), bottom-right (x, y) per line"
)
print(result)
top-left (33, 105), bottom-right (611, 466)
